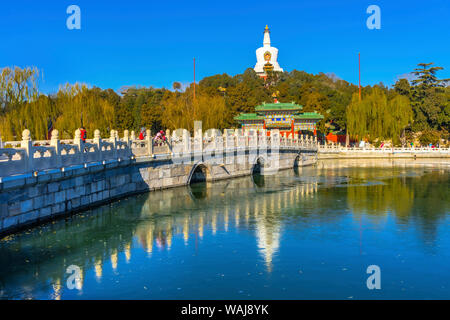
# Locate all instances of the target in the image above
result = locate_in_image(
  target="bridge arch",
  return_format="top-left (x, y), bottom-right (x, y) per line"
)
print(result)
top-left (293, 153), bottom-right (302, 168)
top-left (251, 155), bottom-right (268, 175)
top-left (188, 162), bottom-right (211, 185)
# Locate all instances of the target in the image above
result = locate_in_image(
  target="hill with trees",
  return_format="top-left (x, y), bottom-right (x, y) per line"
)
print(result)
top-left (0, 63), bottom-right (448, 146)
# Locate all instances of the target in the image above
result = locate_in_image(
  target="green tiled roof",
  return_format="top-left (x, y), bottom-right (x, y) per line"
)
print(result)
top-left (234, 113), bottom-right (264, 121)
top-left (235, 111), bottom-right (323, 121)
top-left (255, 102), bottom-right (303, 111)
top-left (293, 112), bottom-right (324, 120)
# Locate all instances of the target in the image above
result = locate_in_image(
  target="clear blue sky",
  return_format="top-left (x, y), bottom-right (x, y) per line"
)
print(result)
top-left (1, 0), bottom-right (449, 93)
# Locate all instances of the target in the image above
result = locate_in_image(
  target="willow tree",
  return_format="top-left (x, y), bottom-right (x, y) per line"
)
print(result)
top-left (387, 94), bottom-right (413, 145)
top-left (54, 83), bottom-right (115, 139)
top-left (346, 93), bottom-right (367, 140)
top-left (20, 95), bottom-right (57, 140)
top-left (161, 91), bottom-right (231, 132)
top-left (347, 88), bottom-right (412, 145)
top-left (0, 66), bottom-right (39, 112)
top-left (0, 66), bottom-right (40, 140)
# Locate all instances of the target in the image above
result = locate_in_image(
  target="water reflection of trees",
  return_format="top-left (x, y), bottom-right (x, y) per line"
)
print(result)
top-left (327, 164), bottom-right (450, 242)
top-left (346, 170), bottom-right (448, 221)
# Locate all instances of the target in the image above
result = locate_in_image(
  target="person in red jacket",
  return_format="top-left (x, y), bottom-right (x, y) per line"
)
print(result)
top-left (80, 127), bottom-right (87, 143)
top-left (139, 127), bottom-right (146, 140)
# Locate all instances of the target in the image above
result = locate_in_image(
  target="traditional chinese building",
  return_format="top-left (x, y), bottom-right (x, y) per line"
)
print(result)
top-left (234, 101), bottom-right (324, 137)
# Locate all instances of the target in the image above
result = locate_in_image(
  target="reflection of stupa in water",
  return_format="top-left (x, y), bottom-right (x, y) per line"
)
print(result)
top-left (255, 196), bottom-right (281, 272)
top-left (256, 217), bottom-right (281, 272)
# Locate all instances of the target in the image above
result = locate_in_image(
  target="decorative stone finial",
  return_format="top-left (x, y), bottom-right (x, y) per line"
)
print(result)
top-left (51, 129), bottom-right (59, 140)
top-left (75, 129), bottom-right (81, 139)
top-left (94, 129), bottom-right (101, 139)
top-left (22, 129), bottom-right (31, 141)
top-left (124, 130), bottom-right (129, 138)
top-left (110, 130), bottom-right (115, 139)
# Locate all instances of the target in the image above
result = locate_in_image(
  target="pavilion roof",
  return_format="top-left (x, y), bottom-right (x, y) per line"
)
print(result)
top-left (234, 113), bottom-right (265, 121)
top-left (293, 112), bottom-right (324, 120)
top-left (255, 102), bottom-right (303, 112)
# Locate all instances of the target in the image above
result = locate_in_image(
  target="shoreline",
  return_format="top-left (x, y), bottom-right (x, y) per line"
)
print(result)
top-left (318, 154), bottom-right (450, 160)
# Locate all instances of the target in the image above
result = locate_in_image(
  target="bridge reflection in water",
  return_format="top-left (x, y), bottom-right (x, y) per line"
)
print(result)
top-left (0, 160), bottom-right (449, 299)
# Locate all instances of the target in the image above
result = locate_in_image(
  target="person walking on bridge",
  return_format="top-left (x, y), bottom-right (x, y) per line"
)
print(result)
top-left (80, 127), bottom-right (87, 143)
top-left (139, 127), bottom-right (146, 140)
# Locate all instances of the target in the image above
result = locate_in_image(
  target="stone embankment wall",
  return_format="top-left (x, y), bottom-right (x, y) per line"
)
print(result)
top-left (318, 146), bottom-right (450, 159)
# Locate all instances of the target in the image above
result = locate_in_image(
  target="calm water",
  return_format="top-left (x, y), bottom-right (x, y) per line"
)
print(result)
top-left (0, 159), bottom-right (449, 300)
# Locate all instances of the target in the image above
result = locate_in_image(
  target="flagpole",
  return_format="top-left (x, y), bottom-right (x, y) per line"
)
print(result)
top-left (193, 58), bottom-right (196, 101)
top-left (358, 52), bottom-right (361, 101)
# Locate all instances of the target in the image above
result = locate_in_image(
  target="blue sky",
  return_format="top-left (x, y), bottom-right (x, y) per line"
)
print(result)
top-left (1, 0), bottom-right (449, 93)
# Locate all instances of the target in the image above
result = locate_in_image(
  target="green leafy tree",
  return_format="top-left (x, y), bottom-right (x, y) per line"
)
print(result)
top-left (172, 82), bottom-right (182, 92)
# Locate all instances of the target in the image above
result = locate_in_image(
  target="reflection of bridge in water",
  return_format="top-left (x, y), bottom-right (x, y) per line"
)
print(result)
top-left (136, 169), bottom-right (319, 273)
top-left (0, 169), bottom-right (319, 299)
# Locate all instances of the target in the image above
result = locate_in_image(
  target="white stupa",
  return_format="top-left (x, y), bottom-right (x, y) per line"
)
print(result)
top-left (254, 25), bottom-right (283, 76)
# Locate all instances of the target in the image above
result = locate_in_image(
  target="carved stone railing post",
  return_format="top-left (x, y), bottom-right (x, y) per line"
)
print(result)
top-left (262, 129), bottom-right (267, 142)
top-left (93, 129), bottom-right (102, 161)
top-left (110, 130), bottom-right (118, 158)
top-left (124, 130), bottom-right (131, 156)
top-left (21, 129), bottom-right (33, 173)
top-left (259, 129), bottom-right (268, 159)
top-left (146, 129), bottom-right (153, 156)
top-left (244, 129), bottom-right (249, 149)
top-left (123, 130), bottom-right (129, 144)
top-left (50, 129), bottom-right (62, 168)
top-left (223, 132), bottom-right (227, 150)
top-left (130, 130), bottom-right (136, 141)
top-left (74, 129), bottom-right (83, 163)
top-left (211, 130), bottom-right (217, 150)
top-left (234, 129), bottom-right (239, 150)
top-left (194, 126), bottom-right (203, 153)
top-left (183, 130), bottom-right (190, 153)
top-left (166, 129), bottom-right (172, 152)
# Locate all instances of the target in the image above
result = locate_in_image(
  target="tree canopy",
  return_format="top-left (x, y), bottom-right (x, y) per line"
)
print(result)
top-left (0, 63), bottom-right (448, 146)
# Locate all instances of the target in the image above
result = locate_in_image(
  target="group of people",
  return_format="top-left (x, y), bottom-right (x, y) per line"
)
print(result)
top-left (139, 127), bottom-right (166, 146)
top-left (373, 141), bottom-right (438, 148)
top-left (77, 127), bottom-right (167, 146)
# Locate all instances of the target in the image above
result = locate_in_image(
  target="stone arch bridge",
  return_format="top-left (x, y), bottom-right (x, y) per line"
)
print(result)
top-left (0, 127), bottom-right (318, 235)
